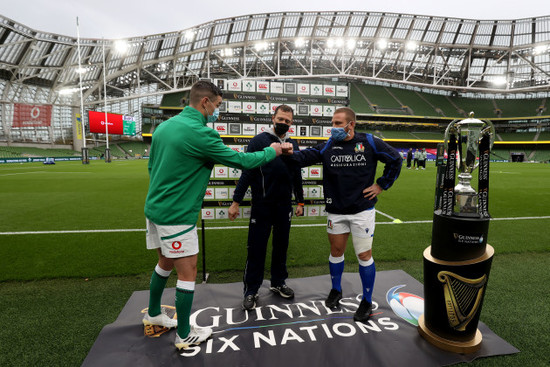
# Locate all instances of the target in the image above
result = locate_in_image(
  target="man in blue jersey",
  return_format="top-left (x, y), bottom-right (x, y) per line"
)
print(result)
top-left (286, 107), bottom-right (402, 322)
top-left (228, 105), bottom-right (305, 311)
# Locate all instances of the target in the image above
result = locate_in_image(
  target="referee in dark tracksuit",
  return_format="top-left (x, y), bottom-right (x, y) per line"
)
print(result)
top-left (229, 105), bottom-right (304, 311)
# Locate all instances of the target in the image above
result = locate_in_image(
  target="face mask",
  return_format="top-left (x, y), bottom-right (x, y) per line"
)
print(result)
top-left (331, 122), bottom-right (351, 141)
top-left (205, 99), bottom-right (220, 123)
top-left (274, 122), bottom-right (290, 136)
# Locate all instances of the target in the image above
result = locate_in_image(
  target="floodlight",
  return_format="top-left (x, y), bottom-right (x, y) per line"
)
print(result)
top-left (58, 87), bottom-right (79, 95)
top-left (492, 77), bottom-right (507, 86)
top-left (295, 38), bottom-right (306, 48)
top-left (185, 30), bottom-right (195, 40)
top-left (346, 39), bottom-right (356, 50)
top-left (335, 38), bottom-right (344, 47)
top-left (406, 41), bottom-right (417, 51)
top-left (114, 40), bottom-right (129, 54)
top-left (76, 67), bottom-right (87, 74)
top-left (222, 48), bottom-right (233, 57)
top-left (255, 42), bottom-right (268, 51)
top-left (377, 39), bottom-right (388, 50)
top-left (326, 39), bottom-right (335, 48)
top-left (534, 45), bottom-right (548, 54)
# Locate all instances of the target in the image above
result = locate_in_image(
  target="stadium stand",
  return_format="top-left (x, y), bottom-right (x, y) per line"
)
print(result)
top-left (450, 97), bottom-right (497, 118)
top-left (495, 98), bottom-right (545, 118)
top-left (355, 84), bottom-right (408, 114)
top-left (497, 132), bottom-right (537, 141)
top-left (388, 88), bottom-right (438, 116)
top-left (0, 146), bottom-right (79, 157)
top-left (118, 141), bottom-right (149, 157)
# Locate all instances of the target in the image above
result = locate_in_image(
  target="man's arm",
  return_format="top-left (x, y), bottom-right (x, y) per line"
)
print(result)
top-left (290, 141), bottom-right (305, 216)
top-left (229, 138), bottom-right (261, 221)
top-left (198, 129), bottom-right (281, 170)
top-left (363, 135), bottom-right (402, 200)
top-left (287, 142), bottom-right (325, 167)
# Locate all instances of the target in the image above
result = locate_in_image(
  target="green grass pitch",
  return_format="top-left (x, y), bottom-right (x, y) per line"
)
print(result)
top-left (0, 159), bottom-right (549, 366)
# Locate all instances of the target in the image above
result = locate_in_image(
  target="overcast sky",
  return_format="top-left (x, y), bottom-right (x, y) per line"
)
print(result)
top-left (3, 0), bottom-right (550, 39)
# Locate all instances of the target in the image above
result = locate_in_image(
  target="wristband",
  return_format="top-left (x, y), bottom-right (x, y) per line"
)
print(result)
top-left (297, 203), bottom-right (305, 207)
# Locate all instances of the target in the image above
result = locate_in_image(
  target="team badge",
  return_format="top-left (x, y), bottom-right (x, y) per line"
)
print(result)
top-left (354, 143), bottom-right (364, 153)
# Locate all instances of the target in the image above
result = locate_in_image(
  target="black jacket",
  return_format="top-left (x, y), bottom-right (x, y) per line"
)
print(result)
top-left (233, 131), bottom-right (304, 206)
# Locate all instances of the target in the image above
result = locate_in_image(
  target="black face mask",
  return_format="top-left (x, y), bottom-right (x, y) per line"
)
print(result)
top-left (274, 123), bottom-right (290, 136)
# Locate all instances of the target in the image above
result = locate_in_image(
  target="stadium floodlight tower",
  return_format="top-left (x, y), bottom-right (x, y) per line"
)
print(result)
top-left (418, 112), bottom-right (496, 353)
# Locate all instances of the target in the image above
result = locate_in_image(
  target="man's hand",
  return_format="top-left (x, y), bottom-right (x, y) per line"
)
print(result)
top-left (270, 142), bottom-right (282, 156)
top-left (281, 142), bottom-right (294, 155)
top-left (363, 183), bottom-right (383, 200)
top-left (228, 201), bottom-right (240, 221)
top-left (295, 205), bottom-right (304, 217)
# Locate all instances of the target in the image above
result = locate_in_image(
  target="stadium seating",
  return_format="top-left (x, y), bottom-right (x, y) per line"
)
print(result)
top-left (495, 99), bottom-right (544, 118)
top-left (118, 141), bottom-right (149, 157)
top-left (0, 146), bottom-right (79, 157)
top-left (388, 88), bottom-right (439, 116)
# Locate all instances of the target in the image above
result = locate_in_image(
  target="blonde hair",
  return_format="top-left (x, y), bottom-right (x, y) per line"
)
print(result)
top-left (334, 107), bottom-right (356, 122)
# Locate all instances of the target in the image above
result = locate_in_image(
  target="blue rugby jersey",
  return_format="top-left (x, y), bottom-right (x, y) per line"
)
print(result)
top-left (291, 132), bottom-right (402, 214)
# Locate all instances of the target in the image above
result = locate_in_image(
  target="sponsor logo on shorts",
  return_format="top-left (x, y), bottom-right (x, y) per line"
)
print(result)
top-left (327, 219), bottom-right (333, 230)
top-left (172, 241), bottom-right (182, 250)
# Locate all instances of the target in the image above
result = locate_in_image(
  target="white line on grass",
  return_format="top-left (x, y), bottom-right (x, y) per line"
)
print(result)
top-left (375, 209), bottom-right (399, 221)
top-left (1, 215), bottom-right (549, 235)
top-left (0, 171), bottom-right (47, 176)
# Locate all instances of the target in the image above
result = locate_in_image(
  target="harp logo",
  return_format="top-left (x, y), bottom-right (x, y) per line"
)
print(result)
top-left (386, 285), bottom-right (424, 326)
top-left (438, 271), bottom-right (487, 331)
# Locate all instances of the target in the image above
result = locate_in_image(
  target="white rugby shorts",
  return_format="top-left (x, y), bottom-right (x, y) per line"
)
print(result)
top-left (326, 208), bottom-right (376, 238)
top-left (146, 218), bottom-right (199, 258)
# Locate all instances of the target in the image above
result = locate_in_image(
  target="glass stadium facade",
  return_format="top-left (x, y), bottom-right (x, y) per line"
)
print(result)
top-left (1, 11), bottom-right (550, 145)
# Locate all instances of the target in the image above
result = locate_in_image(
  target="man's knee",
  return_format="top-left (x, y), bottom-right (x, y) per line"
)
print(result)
top-left (352, 236), bottom-right (372, 258)
top-left (357, 250), bottom-right (372, 262)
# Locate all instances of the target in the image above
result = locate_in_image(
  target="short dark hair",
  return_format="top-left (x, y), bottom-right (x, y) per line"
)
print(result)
top-left (334, 107), bottom-right (356, 122)
top-left (189, 80), bottom-right (223, 106)
top-left (274, 104), bottom-right (294, 117)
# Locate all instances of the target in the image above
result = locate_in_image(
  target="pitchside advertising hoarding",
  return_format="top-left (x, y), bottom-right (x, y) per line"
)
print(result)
top-left (88, 111), bottom-right (136, 136)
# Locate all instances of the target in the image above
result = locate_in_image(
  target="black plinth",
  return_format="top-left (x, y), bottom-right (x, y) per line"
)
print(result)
top-left (431, 210), bottom-right (489, 261)
top-left (419, 211), bottom-right (494, 354)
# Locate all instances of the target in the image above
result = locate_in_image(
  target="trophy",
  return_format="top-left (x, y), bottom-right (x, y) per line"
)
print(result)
top-left (418, 112), bottom-right (496, 353)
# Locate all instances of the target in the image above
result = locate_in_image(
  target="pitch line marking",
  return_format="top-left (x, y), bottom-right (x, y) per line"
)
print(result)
top-left (1, 216), bottom-right (549, 235)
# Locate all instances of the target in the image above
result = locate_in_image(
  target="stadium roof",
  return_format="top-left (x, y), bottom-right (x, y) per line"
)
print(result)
top-left (2, 11), bottom-right (550, 105)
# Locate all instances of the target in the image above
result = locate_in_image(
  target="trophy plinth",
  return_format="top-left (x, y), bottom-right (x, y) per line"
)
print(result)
top-left (419, 112), bottom-right (495, 353)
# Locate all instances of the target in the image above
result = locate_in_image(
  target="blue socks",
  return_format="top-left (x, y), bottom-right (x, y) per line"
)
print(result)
top-left (358, 258), bottom-right (375, 303)
top-left (329, 255), bottom-right (345, 292)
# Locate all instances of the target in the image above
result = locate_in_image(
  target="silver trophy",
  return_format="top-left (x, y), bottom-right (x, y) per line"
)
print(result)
top-left (444, 112), bottom-right (495, 214)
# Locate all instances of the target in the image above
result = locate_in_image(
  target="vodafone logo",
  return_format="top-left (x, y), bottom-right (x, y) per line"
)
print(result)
top-left (172, 241), bottom-right (182, 250)
top-left (314, 108), bottom-right (320, 112)
top-left (232, 82), bottom-right (238, 87)
top-left (30, 107), bottom-right (41, 119)
top-left (301, 86), bottom-right (306, 91)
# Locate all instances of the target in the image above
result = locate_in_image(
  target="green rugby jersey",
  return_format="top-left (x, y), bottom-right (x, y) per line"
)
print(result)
top-left (145, 106), bottom-right (276, 225)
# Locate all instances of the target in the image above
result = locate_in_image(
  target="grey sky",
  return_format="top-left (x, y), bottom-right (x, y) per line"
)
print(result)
top-left (3, 0), bottom-right (550, 39)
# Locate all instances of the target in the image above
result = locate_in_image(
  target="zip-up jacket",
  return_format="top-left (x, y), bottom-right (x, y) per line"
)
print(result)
top-left (290, 132), bottom-right (402, 214)
top-left (145, 106), bottom-right (277, 225)
top-left (233, 131), bottom-right (304, 206)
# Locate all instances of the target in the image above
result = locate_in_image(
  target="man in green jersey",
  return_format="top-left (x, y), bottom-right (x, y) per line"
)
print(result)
top-left (143, 80), bottom-right (287, 350)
